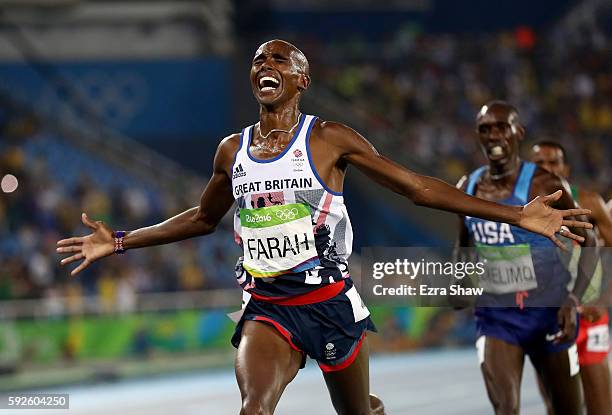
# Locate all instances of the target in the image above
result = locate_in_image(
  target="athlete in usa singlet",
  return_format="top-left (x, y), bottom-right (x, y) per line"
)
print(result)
top-left (465, 161), bottom-right (574, 354)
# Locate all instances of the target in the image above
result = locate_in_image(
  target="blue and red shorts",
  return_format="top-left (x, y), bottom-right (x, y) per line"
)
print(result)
top-left (475, 307), bottom-right (577, 356)
top-left (231, 279), bottom-right (376, 372)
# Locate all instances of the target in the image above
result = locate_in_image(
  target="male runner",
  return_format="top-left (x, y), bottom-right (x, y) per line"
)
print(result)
top-left (531, 141), bottom-right (612, 415)
top-left (57, 41), bottom-right (591, 415)
top-left (456, 101), bottom-right (597, 415)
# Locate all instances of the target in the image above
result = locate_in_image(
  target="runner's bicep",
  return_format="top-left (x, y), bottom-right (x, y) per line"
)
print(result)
top-left (196, 172), bottom-right (235, 228)
top-left (325, 123), bottom-right (428, 199)
top-left (192, 133), bottom-right (240, 227)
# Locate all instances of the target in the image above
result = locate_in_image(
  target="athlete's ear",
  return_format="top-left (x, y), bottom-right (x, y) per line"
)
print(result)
top-left (564, 164), bottom-right (571, 178)
top-left (298, 74), bottom-right (310, 91)
top-left (514, 123), bottom-right (526, 141)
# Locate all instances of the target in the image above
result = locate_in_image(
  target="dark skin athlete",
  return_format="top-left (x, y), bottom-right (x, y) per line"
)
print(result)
top-left (531, 144), bottom-right (612, 247)
top-left (57, 41), bottom-right (593, 415)
top-left (531, 143), bottom-right (612, 415)
top-left (455, 101), bottom-right (597, 415)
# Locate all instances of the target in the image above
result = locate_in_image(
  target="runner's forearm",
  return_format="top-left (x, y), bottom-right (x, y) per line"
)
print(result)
top-left (572, 231), bottom-right (598, 300)
top-left (122, 207), bottom-right (216, 250)
top-left (408, 175), bottom-right (522, 225)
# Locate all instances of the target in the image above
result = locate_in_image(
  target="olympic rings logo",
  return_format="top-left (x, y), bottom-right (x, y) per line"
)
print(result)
top-left (275, 208), bottom-right (299, 221)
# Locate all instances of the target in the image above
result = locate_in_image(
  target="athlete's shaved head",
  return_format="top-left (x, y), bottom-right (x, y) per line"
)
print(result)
top-left (250, 39), bottom-right (311, 106)
top-left (475, 100), bottom-right (525, 166)
top-left (477, 100), bottom-right (521, 127)
top-left (254, 39), bottom-right (310, 76)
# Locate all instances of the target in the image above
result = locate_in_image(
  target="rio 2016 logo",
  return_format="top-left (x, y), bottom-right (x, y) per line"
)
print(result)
top-left (245, 213), bottom-right (272, 223)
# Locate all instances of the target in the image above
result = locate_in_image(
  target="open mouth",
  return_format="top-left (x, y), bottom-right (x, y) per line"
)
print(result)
top-left (258, 76), bottom-right (280, 93)
top-left (487, 145), bottom-right (505, 159)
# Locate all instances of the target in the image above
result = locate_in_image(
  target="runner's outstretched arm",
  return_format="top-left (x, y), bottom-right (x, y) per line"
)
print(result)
top-left (320, 122), bottom-right (592, 249)
top-left (56, 135), bottom-right (238, 276)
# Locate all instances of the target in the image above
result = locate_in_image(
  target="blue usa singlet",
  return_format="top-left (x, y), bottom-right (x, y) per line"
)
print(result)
top-left (464, 161), bottom-right (571, 307)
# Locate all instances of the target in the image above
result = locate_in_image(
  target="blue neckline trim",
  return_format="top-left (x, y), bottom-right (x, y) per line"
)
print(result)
top-left (466, 161), bottom-right (533, 203)
top-left (305, 116), bottom-right (343, 196)
top-left (246, 115), bottom-right (306, 164)
top-left (514, 161), bottom-right (536, 204)
top-left (466, 166), bottom-right (487, 196)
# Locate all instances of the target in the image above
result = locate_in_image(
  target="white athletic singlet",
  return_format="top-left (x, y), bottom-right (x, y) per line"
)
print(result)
top-left (231, 114), bottom-right (353, 298)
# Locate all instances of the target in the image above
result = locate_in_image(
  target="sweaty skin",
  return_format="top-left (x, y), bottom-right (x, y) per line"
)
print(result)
top-left (455, 101), bottom-right (597, 415)
top-left (57, 41), bottom-right (592, 415)
top-left (531, 142), bottom-right (612, 415)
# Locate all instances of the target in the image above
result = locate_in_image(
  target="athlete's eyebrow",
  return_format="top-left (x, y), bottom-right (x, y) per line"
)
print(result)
top-left (271, 52), bottom-right (288, 60)
top-left (252, 52), bottom-right (266, 62)
top-left (252, 51), bottom-right (290, 63)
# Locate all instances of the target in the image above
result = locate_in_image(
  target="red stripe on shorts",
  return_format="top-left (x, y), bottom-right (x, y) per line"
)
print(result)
top-left (252, 316), bottom-right (304, 353)
top-left (250, 280), bottom-right (345, 306)
top-left (318, 332), bottom-right (367, 373)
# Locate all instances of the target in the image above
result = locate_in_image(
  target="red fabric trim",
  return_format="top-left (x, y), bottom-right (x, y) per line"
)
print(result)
top-left (250, 280), bottom-right (345, 306)
top-left (315, 192), bottom-right (334, 228)
top-left (253, 316), bottom-right (303, 353)
top-left (318, 332), bottom-right (366, 373)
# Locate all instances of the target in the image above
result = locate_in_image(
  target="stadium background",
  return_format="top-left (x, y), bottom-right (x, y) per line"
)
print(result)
top-left (0, 0), bottom-right (610, 413)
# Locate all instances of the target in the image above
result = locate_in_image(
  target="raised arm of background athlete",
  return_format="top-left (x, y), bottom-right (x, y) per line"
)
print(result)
top-left (531, 172), bottom-right (598, 341)
top-left (57, 134), bottom-right (239, 276)
top-left (579, 190), bottom-right (612, 247)
top-left (308, 120), bottom-right (592, 248)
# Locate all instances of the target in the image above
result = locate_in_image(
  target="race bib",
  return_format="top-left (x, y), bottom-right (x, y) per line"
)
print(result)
top-left (240, 203), bottom-right (320, 278)
top-left (586, 325), bottom-right (610, 353)
top-left (476, 243), bottom-right (538, 294)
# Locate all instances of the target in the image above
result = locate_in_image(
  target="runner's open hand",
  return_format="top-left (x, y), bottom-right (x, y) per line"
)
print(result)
top-left (56, 213), bottom-right (115, 276)
top-left (519, 190), bottom-right (592, 250)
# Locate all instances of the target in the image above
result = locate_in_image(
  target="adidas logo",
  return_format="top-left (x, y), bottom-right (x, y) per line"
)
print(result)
top-left (232, 163), bottom-right (247, 179)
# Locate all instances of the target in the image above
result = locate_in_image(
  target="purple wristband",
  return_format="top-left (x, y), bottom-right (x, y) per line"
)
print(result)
top-left (114, 231), bottom-right (126, 254)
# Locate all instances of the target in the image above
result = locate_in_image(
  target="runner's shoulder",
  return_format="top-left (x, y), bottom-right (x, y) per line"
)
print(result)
top-left (218, 132), bottom-right (242, 156)
top-left (218, 133), bottom-right (241, 152)
top-left (578, 188), bottom-right (606, 208)
top-left (576, 188), bottom-right (610, 220)
top-left (313, 119), bottom-right (369, 151)
top-left (214, 133), bottom-right (241, 169)
top-left (531, 165), bottom-right (568, 195)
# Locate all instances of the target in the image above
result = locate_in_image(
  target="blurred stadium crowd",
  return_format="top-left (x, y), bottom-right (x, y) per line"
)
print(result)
top-left (302, 7), bottom-right (612, 192)
top-left (0, 108), bottom-right (240, 308)
top-left (1, 1), bottom-right (611, 312)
